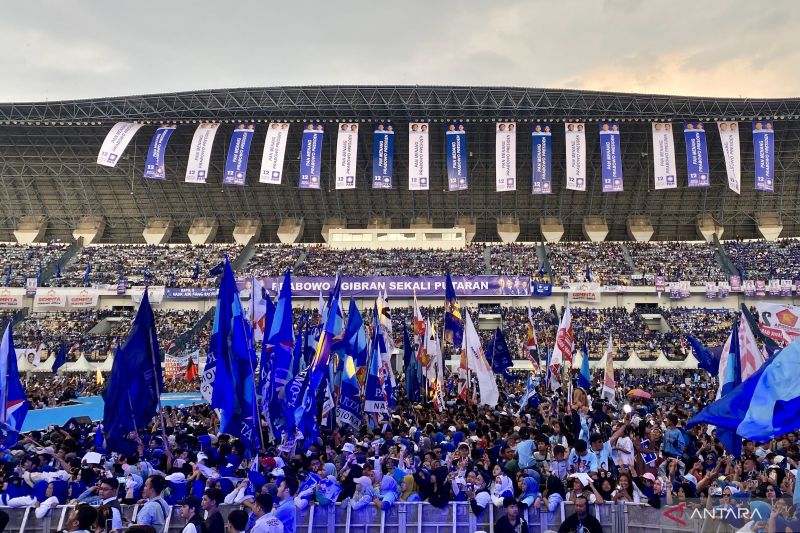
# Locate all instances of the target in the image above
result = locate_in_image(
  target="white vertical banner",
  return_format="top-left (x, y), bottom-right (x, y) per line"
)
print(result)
top-left (409, 122), bottom-right (430, 191)
top-left (717, 121), bottom-right (741, 194)
top-left (565, 122), bottom-right (586, 191)
top-left (185, 123), bottom-right (220, 184)
top-left (97, 122), bottom-right (143, 167)
top-left (335, 123), bottom-right (359, 190)
top-left (259, 122), bottom-right (290, 184)
top-left (495, 122), bottom-right (516, 192)
top-left (651, 123), bottom-right (677, 190)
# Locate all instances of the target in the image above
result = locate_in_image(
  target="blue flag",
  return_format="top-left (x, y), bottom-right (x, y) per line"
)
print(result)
top-left (584, 265), bottom-right (592, 282)
top-left (444, 273), bottom-right (463, 348)
top-left (83, 261), bottom-right (91, 285)
top-left (364, 306), bottom-right (389, 415)
top-left (55, 262), bottom-right (61, 279)
top-left (716, 321), bottom-right (742, 456)
top-left (343, 299), bottom-right (368, 368)
top-left (208, 258), bottom-right (260, 451)
top-left (101, 292), bottom-right (162, 453)
top-left (687, 336), bottom-right (722, 376)
top-left (291, 314), bottom-right (307, 377)
top-left (519, 373), bottom-right (536, 411)
top-left (403, 323), bottom-right (420, 402)
top-left (579, 340), bottom-right (591, 390)
top-left (686, 337), bottom-right (800, 445)
top-left (4, 267), bottom-right (10, 287)
top-left (487, 328), bottom-right (516, 381)
top-left (52, 343), bottom-right (68, 373)
top-left (0, 324), bottom-right (28, 446)
top-left (266, 271), bottom-right (294, 440)
top-left (192, 263), bottom-right (200, 280)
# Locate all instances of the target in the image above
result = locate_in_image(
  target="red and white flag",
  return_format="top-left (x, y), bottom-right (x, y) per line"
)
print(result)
top-left (549, 306), bottom-right (574, 390)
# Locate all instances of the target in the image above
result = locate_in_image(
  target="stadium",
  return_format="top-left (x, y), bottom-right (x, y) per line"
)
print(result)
top-left (0, 82), bottom-right (799, 532)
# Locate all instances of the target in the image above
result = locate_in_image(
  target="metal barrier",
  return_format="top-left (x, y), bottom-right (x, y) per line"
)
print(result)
top-left (0, 500), bottom-right (730, 533)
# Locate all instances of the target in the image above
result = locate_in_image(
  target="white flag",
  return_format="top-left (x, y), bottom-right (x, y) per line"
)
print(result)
top-left (495, 122), bottom-right (516, 192)
top-left (565, 123), bottom-right (586, 191)
top-left (717, 122), bottom-right (741, 194)
top-left (185, 123), bottom-right (220, 183)
top-left (97, 122), bottom-right (143, 167)
top-left (259, 122), bottom-right (290, 184)
top-left (651, 123), bottom-right (677, 190)
top-left (408, 123), bottom-right (430, 190)
top-left (465, 311), bottom-right (499, 407)
top-left (335, 123), bottom-right (358, 190)
top-left (601, 334), bottom-right (615, 404)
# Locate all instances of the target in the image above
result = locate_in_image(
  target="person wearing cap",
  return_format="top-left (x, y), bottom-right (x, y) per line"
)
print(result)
top-left (178, 494), bottom-right (204, 533)
top-left (557, 494), bottom-right (603, 533)
top-left (494, 497), bottom-right (529, 533)
top-left (337, 442), bottom-right (363, 501)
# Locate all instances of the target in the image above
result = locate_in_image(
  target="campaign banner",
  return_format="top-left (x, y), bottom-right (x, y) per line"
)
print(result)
top-left (743, 279), bottom-right (756, 297)
top-left (668, 282), bottom-right (681, 299)
top-left (532, 282), bottom-right (553, 297)
top-left (599, 122), bottom-right (623, 192)
top-left (445, 121), bottom-right (468, 191)
top-left (260, 275), bottom-right (530, 298)
top-left (223, 123), bottom-right (255, 186)
top-left (717, 121), bottom-right (741, 194)
top-left (565, 122), bottom-right (586, 191)
top-left (654, 275), bottom-right (666, 293)
top-left (718, 282), bottom-right (730, 298)
top-left (0, 288), bottom-right (25, 309)
top-left (781, 280), bottom-right (793, 297)
top-left (705, 282), bottom-right (718, 299)
top-left (408, 122), bottom-right (429, 191)
top-left (185, 123), bottom-right (220, 184)
top-left (164, 287), bottom-right (218, 299)
top-left (495, 122), bottom-right (516, 192)
top-left (117, 279), bottom-right (127, 295)
top-left (651, 123), bottom-right (677, 190)
top-left (130, 286), bottom-right (165, 304)
top-left (165, 354), bottom-right (190, 379)
top-left (143, 126), bottom-right (176, 180)
top-left (299, 122), bottom-right (324, 189)
top-left (372, 122), bottom-right (394, 189)
top-left (753, 120), bottom-right (775, 192)
top-left (531, 123), bottom-right (552, 194)
top-left (34, 289), bottom-right (66, 308)
top-left (67, 289), bottom-right (98, 308)
top-left (767, 279), bottom-right (781, 296)
top-left (335, 122), bottom-right (359, 190)
top-left (756, 302), bottom-right (800, 347)
top-left (730, 275), bottom-right (742, 292)
top-left (567, 282), bottom-right (601, 303)
top-left (755, 280), bottom-right (766, 297)
top-left (680, 280), bottom-right (691, 298)
top-left (25, 278), bottom-right (37, 297)
top-left (683, 122), bottom-right (709, 187)
top-left (97, 122), bottom-right (143, 168)
top-left (259, 122), bottom-right (290, 185)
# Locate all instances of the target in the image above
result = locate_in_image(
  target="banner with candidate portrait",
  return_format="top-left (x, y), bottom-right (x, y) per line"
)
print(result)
top-left (185, 123), bottom-right (220, 184)
top-left (259, 122), bottom-right (290, 185)
top-left (335, 122), bottom-right (358, 190)
top-left (495, 122), bottom-right (516, 192)
top-left (753, 120), bottom-right (775, 192)
top-left (223, 123), bottom-right (255, 186)
top-left (651, 123), bottom-right (677, 190)
top-left (565, 122), bottom-right (586, 191)
top-left (531, 123), bottom-right (552, 195)
top-left (299, 122), bottom-right (324, 189)
top-left (408, 122), bottom-right (429, 191)
top-left (97, 122), bottom-right (143, 167)
top-left (717, 121), bottom-right (741, 194)
top-left (683, 122), bottom-right (709, 187)
top-left (372, 122), bottom-right (394, 189)
top-left (599, 122), bottom-right (623, 192)
top-left (143, 125), bottom-right (176, 180)
top-left (445, 121), bottom-right (468, 191)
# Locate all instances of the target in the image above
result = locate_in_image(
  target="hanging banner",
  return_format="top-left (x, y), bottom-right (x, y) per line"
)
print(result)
top-left (259, 122), bottom-right (290, 185)
top-left (165, 354), bottom-right (191, 379)
top-left (299, 122), bottom-right (324, 189)
top-left (599, 122), bottom-right (623, 192)
top-left (335, 123), bottom-right (359, 190)
top-left (654, 275), bottom-right (666, 293)
top-left (495, 122), bottom-right (516, 192)
top-left (755, 280), bottom-right (766, 296)
top-left (717, 121), bottom-right (741, 194)
top-left (445, 121), bottom-right (468, 191)
top-left (223, 123), bottom-right (255, 186)
top-left (25, 278), bottom-right (38, 297)
top-left (408, 122), bottom-right (429, 191)
top-left (718, 282), bottom-right (730, 298)
top-left (768, 279), bottom-right (781, 296)
top-left (185, 123), bottom-right (220, 184)
top-left (683, 122), bottom-right (709, 187)
top-left (753, 120), bottom-right (775, 192)
top-left (34, 289), bottom-right (66, 308)
top-left (97, 122), bottom-right (143, 168)
top-left (705, 282), bottom-right (718, 299)
top-left (531, 123), bottom-right (552, 195)
top-left (67, 289), bottom-right (99, 308)
top-left (567, 282), bottom-right (602, 303)
top-left (0, 288), bottom-right (25, 309)
top-left (130, 286), bottom-right (165, 304)
top-left (143, 125), bottom-right (176, 180)
top-left (651, 123), bottom-right (677, 190)
top-left (781, 280), bottom-right (793, 297)
top-left (565, 122), bottom-right (586, 191)
top-left (372, 122), bottom-right (394, 189)
top-left (756, 302), bottom-right (800, 347)
top-left (730, 275), bottom-right (742, 292)
top-left (743, 280), bottom-right (756, 297)
top-left (532, 282), bottom-right (553, 297)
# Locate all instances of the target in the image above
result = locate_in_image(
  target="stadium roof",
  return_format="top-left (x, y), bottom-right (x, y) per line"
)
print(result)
top-left (1, 85), bottom-right (799, 243)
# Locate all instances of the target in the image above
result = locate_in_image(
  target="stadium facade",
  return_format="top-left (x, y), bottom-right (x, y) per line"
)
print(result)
top-left (1, 86), bottom-right (799, 243)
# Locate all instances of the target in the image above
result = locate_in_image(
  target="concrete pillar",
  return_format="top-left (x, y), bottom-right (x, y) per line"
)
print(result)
top-left (539, 216), bottom-right (564, 243)
top-left (626, 215), bottom-right (654, 242)
top-left (368, 216), bottom-right (392, 229)
top-left (277, 218), bottom-right (304, 244)
top-left (142, 218), bottom-right (173, 245)
top-left (696, 214), bottom-right (723, 242)
top-left (496, 215), bottom-right (520, 243)
top-left (233, 218), bottom-right (262, 245)
top-left (187, 217), bottom-right (219, 245)
top-left (321, 217), bottom-right (346, 243)
top-left (13, 215), bottom-right (47, 244)
top-left (582, 216), bottom-right (609, 242)
top-left (756, 211), bottom-right (783, 241)
top-left (455, 216), bottom-right (476, 243)
top-left (72, 216), bottom-right (105, 245)
top-left (410, 216), bottom-right (433, 229)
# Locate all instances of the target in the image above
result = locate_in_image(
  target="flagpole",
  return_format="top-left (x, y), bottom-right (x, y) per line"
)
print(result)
top-left (144, 317), bottom-right (170, 454)
top-left (237, 305), bottom-right (267, 451)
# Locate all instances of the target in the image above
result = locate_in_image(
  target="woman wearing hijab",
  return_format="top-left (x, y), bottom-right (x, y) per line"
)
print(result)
top-left (489, 465), bottom-right (514, 507)
top-left (400, 475), bottom-right (420, 503)
top-left (350, 476), bottom-right (376, 511)
top-left (427, 466), bottom-right (451, 508)
top-left (377, 476), bottom-right (400, 510)
top-left (517, 477), bottom-right (541, 509)
top-left (466, 473), bottom-right (492, 517)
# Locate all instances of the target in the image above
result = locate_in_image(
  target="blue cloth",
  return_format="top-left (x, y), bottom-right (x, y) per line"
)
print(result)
top-left (568, 449), bottom-right (598, 474)
top-left (0, 324), bottom-right (28, 445)
top-left (579, 341), bottom-right (591, 389)
top-left (275, 497), bottom-right (296, 533)
top-left (136, 497), bottom-right (169, 533)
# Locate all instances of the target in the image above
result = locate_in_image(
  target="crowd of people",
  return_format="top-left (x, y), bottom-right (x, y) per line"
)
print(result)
top-left (0, 242), bottom-right (65, 287)
top-left (725, 239), bottom-right (800, 281)
top-left (627, 241), bottom-right (728, 286)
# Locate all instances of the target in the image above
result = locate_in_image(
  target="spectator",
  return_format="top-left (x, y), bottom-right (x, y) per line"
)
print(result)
top-left (557, 494), bottom-right (603, 533)
top-left (494, 497), bottom-right (529, 533)
top-left (135, 475), bottom-right (170, 533)
top-left (177, 495), bottom-right (204, 533)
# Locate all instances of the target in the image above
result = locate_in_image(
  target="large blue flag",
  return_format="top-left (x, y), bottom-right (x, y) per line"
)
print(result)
top-left (687, 336), bottom-right (722, 376)
top-left (266, 271), bottom-right (294, 440)
top-left (579, 340), bottom-right (591, 390)
top-left (52, 342), bottom-right (68, 373)
top-left (83, 261), bottom-right (91, 285)
top-left (403, 323), bottom-right (420, 402)
top-left (715, 321), bottom-right (742, 456)
top-left (0, 324), bottom-right (28, 446)
top-left (101, 292), bottom-right (162, 454)
top-left (209, 258), bottom-right (261, 451)
top-left (487, 328), bottom-right (516, 381)
top-left (364, 306), bottom-right (389, 415)
top-left (444, 273), bottom-right (463, 348)
top-left (343, 299), bottom-right (368, 368)
top-left (686, 337), bottom-right (800, 445)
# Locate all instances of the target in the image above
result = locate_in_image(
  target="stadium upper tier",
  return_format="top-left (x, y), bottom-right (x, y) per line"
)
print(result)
top-left (1, 86), bottom-right (799, 242)
top-left (1, 238), bottom-right (797, 288)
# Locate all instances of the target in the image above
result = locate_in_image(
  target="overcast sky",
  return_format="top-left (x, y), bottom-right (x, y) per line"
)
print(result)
top-left (2, 0), bottom-right (798, 102)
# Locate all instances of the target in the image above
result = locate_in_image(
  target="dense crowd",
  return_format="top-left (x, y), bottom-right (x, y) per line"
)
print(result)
top-left (0, 242), bottom-right (65, 287)
top-left (627, 241), bottom-right (728, 286)
top-left (547, 242), bottom-right (631, 286)
top-left (725, 239), bottom-right (800, 281)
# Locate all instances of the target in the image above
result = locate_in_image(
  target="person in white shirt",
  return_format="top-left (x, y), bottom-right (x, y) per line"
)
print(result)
top-left (64, 503), bottom-right (98, 533)
top-left (251, 493), bottom-right (284, 533)
top-left (178, 495), bottom-right (205, 533)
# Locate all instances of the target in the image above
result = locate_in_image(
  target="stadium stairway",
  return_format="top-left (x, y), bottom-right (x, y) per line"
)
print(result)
top-left (620, 243), bottom-right (640, 275)
top-left (712, 234), bottom-right (739, 277)
top-left (230, 236), bottom-right (257, 272)
top-left (44, 237), bottom-right (85, 284)
top-left (293, 249), bottom-right (307, 272)
top-left (538, 242), bottom-right (555, 280)
top-left (483, 246), bottom-right (492, 274)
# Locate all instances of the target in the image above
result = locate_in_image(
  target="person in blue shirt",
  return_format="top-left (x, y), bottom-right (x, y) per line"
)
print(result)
top-left (589, 418), bottom-right (630, 473)
top-left (134, 475), bottom-right (169, 533)
top-left (568, 439), bottom-right (598, 476)
top-left (274, 477), bottom-right (298, 533)
top-left (663, 414), bottom-right (687, 459)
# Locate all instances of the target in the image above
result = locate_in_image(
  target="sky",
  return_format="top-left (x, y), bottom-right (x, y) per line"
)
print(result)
top-left (1, 0), bottom-right (798, 102)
